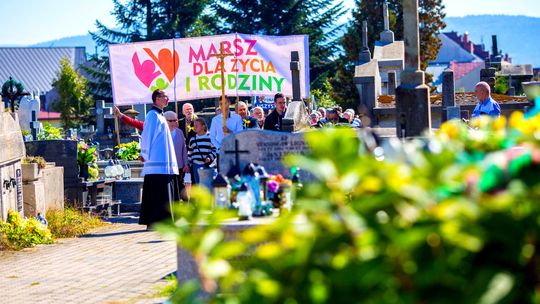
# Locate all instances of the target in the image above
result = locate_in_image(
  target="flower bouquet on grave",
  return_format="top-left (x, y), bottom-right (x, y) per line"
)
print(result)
top-left (267, 174), bottom-right (293, 209)
top-left (77, 142), bottom-right (98, 180)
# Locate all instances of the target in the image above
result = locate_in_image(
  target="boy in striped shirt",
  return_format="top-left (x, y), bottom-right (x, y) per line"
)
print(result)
top-left (188, 118), bottom-right (217, 184)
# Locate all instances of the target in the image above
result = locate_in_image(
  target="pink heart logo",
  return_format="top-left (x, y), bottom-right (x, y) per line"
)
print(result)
top-left (143, 48), bottom-right (179, 82)
top-left (132, 53), bottom-right (161, 88)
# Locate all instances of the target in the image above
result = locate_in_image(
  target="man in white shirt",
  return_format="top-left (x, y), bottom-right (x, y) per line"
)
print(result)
top-left (139, 89), bottom-right (179, 228)
top-left (209, 98), bottom-right (243, 151)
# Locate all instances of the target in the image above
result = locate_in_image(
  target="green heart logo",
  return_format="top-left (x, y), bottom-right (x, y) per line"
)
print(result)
top-left (150, 77), bottom-right (169, 91)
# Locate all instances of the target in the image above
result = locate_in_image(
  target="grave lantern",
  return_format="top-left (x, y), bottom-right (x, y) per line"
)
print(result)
top-left (237, 183), bottom-right (252, 221)
top-left (243, 163), bottom-right (261, 216)
top-left (104, 160), bottom-right (116, 178)
top-left (212, 173), bottom-right (230, 209)
top-left (256, 165), bottom-right (270, 204)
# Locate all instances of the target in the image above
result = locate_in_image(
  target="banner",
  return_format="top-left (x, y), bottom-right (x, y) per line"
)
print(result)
top-left (109, 34), bottom-right (310, 106)
top-left (252, 96), bottom-right (276, 111)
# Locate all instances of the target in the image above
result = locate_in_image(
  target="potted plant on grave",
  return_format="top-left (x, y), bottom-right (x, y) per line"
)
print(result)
top-left (77, 142), bottom-right (98, 181)
top-left (115, 141), bottom-right (140, 161)
top-left (21, 156), bottom-right (47, 181)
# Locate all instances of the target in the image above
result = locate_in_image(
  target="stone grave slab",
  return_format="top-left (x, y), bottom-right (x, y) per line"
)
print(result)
top-left (0, 109), bottom-right (26, 219)
top-left (219, 130), bottom-right (308, 177)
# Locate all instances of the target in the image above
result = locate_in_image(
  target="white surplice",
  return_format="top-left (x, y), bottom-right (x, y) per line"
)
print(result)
top-left (140, 107), bottom-right (179, 176)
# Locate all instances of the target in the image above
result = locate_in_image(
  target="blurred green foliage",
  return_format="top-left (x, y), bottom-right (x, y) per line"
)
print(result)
top-left (159, 114), bottom-right (540, 303)
top-left (37, 123), bottom-right (63, 140)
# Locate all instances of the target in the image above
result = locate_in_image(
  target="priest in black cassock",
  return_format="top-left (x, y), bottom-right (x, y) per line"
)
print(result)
top-left (139, 89), bottom-right (179, 228)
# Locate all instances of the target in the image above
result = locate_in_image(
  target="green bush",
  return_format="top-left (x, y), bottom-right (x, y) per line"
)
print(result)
top-left (0, 210), bottom-right (53, 250)
top-left (37, 123), bottom-right (63, 140)
top-left (159, 111), bottom-right (540, 303)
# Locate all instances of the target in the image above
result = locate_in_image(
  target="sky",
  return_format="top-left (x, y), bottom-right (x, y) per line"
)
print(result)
top-left (0, 0), bottom-right (539, 45)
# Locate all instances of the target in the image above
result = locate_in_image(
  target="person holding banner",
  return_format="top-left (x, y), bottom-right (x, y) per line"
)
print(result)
top-left (139, 89), bottom-right (179, 229)
top-left (264, 93), bottom-right (287, 131)
top-left (114, 106), bottom-right (144, 131)
top-left (236, 101), bottom-right (258, 129)
top-left (209, 98), bottom-right (243, 150)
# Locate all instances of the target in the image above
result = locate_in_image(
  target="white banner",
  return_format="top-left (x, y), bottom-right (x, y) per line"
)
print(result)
top-left (108, 34), bottom-right (310, 106)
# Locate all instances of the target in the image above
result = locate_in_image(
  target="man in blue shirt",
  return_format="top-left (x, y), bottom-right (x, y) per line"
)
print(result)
top-left (210, 98), bottom-right (244, 151)
top-left (472, 81), bottom-right (501, 118)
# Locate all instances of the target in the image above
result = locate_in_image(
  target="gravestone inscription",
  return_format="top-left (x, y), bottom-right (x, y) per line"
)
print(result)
top-left (219, 130), bottom-right (308, 177)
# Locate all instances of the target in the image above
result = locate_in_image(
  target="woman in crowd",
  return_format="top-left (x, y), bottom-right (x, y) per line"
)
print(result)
top-left (187, 118), bottom-right (217, 184)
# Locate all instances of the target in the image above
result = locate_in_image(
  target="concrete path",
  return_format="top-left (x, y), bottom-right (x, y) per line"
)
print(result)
top-left (0, 214), bottom-right (177, 304)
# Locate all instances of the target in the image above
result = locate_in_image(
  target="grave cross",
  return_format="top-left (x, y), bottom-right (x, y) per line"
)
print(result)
top-left (209, 42), bottom-right (235, 137)
top-left (224, 139), bottom-right (250, 175)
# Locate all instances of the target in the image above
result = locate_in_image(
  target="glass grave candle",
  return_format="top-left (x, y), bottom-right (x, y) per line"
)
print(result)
top-left (212, 173), bottom-right (231, 209)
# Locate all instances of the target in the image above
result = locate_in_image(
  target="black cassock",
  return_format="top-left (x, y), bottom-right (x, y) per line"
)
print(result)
top-left (139, 174), bottom-right (180, 226)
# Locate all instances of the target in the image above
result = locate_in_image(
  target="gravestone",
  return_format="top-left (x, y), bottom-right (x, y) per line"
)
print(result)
top-left (388, 71), bottom-right (397, 95)
top-left (283, 51), bottom-right (310, 132)
top-left (25, 140), bottom-right (80, 204)
top-left (0, 102), bottom-right (25, 220)
top-left (374, 3), bottom-right (404, 97)
top-left (441, 69), bottom-right (460, 122)
top-left (395, 0), bottom-right (431, 137)
top-left (219, 130), bottom-right (308, 178)
top-left (354, 21), bottom-right (381, 125)
top-left (18, 95), bottom-right (40, 132)
top-left (94, 100), bottom-right (112, 136)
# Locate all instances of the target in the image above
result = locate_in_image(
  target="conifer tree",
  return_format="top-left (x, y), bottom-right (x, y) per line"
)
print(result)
top-left (213, 0), bottom-right (347, 89)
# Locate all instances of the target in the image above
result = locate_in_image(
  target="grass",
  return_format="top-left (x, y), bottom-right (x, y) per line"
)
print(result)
top-left (155, 274), bottom-right (178, 298)
top-left (46, 208), bottom-right (105, 239)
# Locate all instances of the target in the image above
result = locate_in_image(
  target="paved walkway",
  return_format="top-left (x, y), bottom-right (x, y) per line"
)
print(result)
top-left (0, 214), bottom-right (177, 304)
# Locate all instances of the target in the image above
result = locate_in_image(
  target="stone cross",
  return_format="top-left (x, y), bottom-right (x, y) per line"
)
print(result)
top-left (290, 51), bottom-right (301, 102)
top-left (223, 139), bottom-right (250, 175)
top-left (401, 0), bottom-right (423, 85)
top-left (95, 100), bottom-right (112, 136)
top-left (388, 71), bottom-right (396, 95)
top-left (359, 21), bottom-right (372, 63)
top-left (30, 110), bottom-right (41, 140)
top-left (383, 3), bottom-right (390, 31)
top-left (209, 42), bottom-right (235, 136)
top-left (507, 74), bottom-right (516, 96)
top-left (380, 3), bottom-right (395, 44)
top-left (395, 0), bottom-right (431, 137)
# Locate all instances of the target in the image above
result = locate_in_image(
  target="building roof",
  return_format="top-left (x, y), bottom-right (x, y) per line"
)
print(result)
top-left (38, 110), bottom-right (62, 120)
top-left (431, 34), bottom-right (484, 64)
top-left (0, 47), bottom-right (87, 94)
top-left (450, 61), bottom-right (484, 80)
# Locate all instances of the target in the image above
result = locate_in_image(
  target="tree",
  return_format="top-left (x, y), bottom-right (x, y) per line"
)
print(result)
top-left (52, 58), bottom-right (94, 129)
top-left (213, 0), bottom-right (347, 89)
top-left (84, 0), bottom-right (215, 99)
top-left (330, 0), bottom-right (446, 107)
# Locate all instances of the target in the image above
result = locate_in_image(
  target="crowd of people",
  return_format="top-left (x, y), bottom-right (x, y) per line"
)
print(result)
top-left (115, 80), bottom-right (502, 229)
top-left (116, 90), bottom-right (365, 228)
